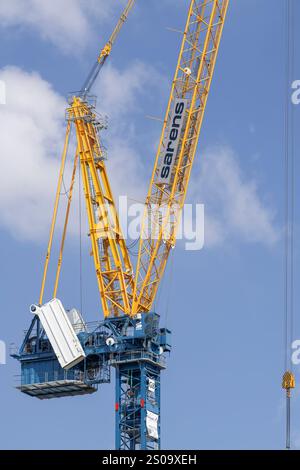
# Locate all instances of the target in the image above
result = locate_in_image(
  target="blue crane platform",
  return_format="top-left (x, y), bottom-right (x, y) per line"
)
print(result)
top-left (12, 312), bottom-right (171, 450)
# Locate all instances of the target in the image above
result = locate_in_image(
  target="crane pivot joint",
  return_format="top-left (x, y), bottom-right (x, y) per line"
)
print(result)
top-left (98, 43), bottom-right (112, 62)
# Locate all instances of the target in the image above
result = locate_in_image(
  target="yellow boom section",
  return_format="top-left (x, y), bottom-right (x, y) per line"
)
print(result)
top-left (81, 0), bottom-right (136, 94)
top-left (68, 97), bottom-right (134, 318)
top-left (98, 0), bottom-right (136, 61)
top-left (132, 0), bottom-right (229, 313)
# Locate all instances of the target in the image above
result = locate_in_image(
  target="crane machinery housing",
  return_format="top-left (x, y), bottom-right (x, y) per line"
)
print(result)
top-left (12, 0), bottom-right (229, 450)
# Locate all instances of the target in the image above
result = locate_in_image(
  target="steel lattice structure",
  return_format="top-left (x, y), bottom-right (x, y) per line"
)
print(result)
top-left (133, 0), bottom-right (229, 312)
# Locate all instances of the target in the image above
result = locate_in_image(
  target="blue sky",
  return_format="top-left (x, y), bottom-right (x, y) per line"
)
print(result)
top-left (0, 0), bottom-right (299, 450)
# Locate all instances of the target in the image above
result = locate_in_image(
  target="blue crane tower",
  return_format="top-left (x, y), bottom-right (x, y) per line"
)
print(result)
top-left (12, 0), bottom-right (229, 450)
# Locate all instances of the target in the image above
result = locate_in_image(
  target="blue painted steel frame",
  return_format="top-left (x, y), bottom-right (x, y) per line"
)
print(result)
top-left (13, 312), bottom-right (171, 449)
top-left (115, 359), bottom-right (161, 450)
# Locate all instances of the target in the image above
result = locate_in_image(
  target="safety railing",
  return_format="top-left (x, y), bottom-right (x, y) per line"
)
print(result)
top-left (109, 351), bottom-right (166, 368)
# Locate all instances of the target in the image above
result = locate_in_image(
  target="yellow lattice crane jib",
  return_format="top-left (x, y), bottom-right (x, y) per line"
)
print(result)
top-left (132, 0), bottom-right (230, 313)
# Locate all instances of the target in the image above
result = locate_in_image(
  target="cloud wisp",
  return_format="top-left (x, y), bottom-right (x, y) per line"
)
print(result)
top-left (189, 146), bottom-right (279, 248)
top-left (0, 0), bottom-right (127, 53)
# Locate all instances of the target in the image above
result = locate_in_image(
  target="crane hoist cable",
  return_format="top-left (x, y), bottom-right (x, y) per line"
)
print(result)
top-left (78, 159), bottom-right (83, 316)
top-left (282, 0), bottom-right (296, 450)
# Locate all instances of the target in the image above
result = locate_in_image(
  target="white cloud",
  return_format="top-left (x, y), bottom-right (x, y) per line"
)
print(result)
top-left (0, 66), bottom-right (67, 240)
top-left (95, 62), bottom-right (156, 119)
top-left (190, 146), bottom-right (279, 247)
top-left (0, 0), bottom-right (126, 53)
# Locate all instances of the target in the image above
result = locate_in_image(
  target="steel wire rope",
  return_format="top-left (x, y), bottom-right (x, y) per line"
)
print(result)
top-left (283, 0), bottom-right (296, 450)
top-left (78, 161), bottom-right (83, 316)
